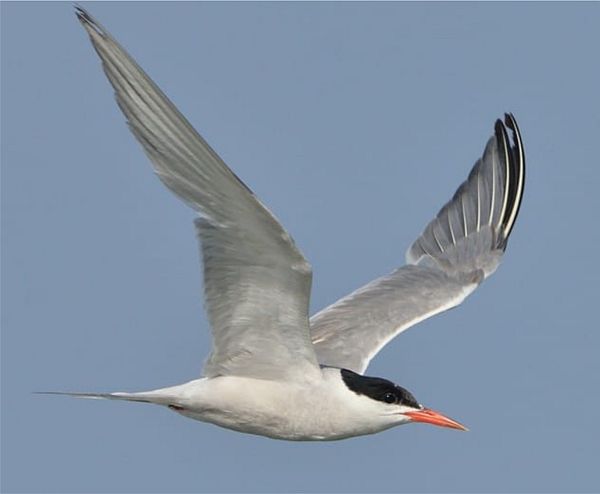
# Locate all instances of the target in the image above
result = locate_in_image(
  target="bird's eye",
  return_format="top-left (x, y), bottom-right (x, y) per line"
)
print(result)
top-left (382, 392), bottom-right (397, 404)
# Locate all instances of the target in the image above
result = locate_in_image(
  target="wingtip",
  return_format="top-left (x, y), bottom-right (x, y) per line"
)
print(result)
top-left (74, 4), bottom-right (105, 37)
top-left (495, 112), bottom-right (518, 134)
top-left (494, 115), bottom-right (513, 148)
top-left (496, 112), bottom-right (525, 244)
top-left (74, 4), bottom-right (89, 23)
top-left (503, 112), bottom-right (517, 133)
top-left (503, 113), bottom-right (522, 147)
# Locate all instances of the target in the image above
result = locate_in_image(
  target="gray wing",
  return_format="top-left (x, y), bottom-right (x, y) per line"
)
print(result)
top-left (311, 115), bottom-right (525, 374)
top-left (76, 8), bottom-right (321, 383)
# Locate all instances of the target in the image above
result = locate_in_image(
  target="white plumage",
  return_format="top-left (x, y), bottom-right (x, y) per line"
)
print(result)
top-left (41, 7), bottom-right (525, 441)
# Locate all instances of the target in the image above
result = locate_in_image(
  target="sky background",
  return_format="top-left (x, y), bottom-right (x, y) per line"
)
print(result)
top-left (2, 2), bottom-right (600, 493)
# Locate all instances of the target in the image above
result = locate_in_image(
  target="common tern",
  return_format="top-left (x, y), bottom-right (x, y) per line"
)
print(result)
top-left (44, 7), bottom-right (525, 441)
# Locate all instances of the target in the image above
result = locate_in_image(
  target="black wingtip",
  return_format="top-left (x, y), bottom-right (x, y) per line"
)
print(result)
top-left (74, 4), bottom-right (89, 23)
top-left (504, 113), bottom-right (523, 150)
top-left (496, 115), bottom-right (511, 148)
top-left (74, 4), bottom-right (105, 36)
top-left (504, 113), bottom-right (525, 240)
top-left (504, 112), bottom-right (516, 127)
top-left (496, 112), bottom-right (525, 246)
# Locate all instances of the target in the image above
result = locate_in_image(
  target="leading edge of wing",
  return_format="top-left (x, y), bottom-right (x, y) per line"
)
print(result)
top-left (311, 265), bottom-right (479, 374)
top-left (75, 7), bottom-right (321, 382)
top-left (311, 115), bottom-right (525, 374)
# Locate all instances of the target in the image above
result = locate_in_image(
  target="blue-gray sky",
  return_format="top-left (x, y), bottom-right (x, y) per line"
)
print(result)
top-left (2, 2), bottom-right (599, 492)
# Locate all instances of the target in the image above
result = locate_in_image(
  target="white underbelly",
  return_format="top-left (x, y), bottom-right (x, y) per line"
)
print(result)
top-left (171, 375), bottom-right (390, 441)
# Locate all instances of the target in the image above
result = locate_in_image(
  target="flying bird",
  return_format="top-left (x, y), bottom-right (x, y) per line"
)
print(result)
top-left (45, 7), bottom-right (525, 441)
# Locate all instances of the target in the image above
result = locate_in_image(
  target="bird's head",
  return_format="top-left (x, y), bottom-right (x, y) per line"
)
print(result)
top-left (340, 368), bottom-right (467, 431)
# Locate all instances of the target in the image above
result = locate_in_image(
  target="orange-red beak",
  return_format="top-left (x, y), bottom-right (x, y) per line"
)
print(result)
top-left (405, 408), bottom-right (468, 431)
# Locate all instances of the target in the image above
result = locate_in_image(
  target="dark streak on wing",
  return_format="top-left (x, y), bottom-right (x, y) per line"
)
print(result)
top-left (502, 113), bottom-right (526, 241)
top-left (494, 114), bottom-right (525, 248)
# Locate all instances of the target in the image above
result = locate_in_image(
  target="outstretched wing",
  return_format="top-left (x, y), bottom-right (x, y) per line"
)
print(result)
top-left (310, 114), bottom-right (525, 374)
top-left (77, 8), bottom-right (321, 383)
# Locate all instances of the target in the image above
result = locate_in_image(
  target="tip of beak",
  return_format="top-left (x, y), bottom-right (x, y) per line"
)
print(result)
top-left (405, 408), bottom-right (468, 431)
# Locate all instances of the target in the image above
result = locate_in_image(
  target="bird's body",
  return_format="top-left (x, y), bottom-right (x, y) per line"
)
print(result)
top-left (71, 368), bottom-right (420, 441)
top-left (152, 369), bottom-right (410, 440)
top-left (47, 7), bottom-right (525, 441)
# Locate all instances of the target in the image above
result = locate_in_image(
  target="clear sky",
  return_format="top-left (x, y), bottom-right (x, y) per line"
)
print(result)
top-left (2, 2), bottom-right (599, 493)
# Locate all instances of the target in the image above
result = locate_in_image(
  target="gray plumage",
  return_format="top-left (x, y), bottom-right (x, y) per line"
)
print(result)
top-left (76, 7), bottom-right (524, 384)
top-left (311, 116), bottom-right (524, 373)
top-left (77, 8), bottom-right (320, 383)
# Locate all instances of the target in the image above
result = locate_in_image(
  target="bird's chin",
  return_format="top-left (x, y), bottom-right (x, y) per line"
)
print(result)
top-left (404, 408), bottom-right (468, 431)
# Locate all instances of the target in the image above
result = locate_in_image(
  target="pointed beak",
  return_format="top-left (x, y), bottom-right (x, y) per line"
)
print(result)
top-left (405, 408), bottom-right (468, 431)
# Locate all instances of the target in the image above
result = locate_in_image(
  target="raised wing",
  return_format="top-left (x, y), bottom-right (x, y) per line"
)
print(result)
top-left (77, 8), bottom-right (321, 383)
top-left (311, 115), bottom-right (525, 374)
